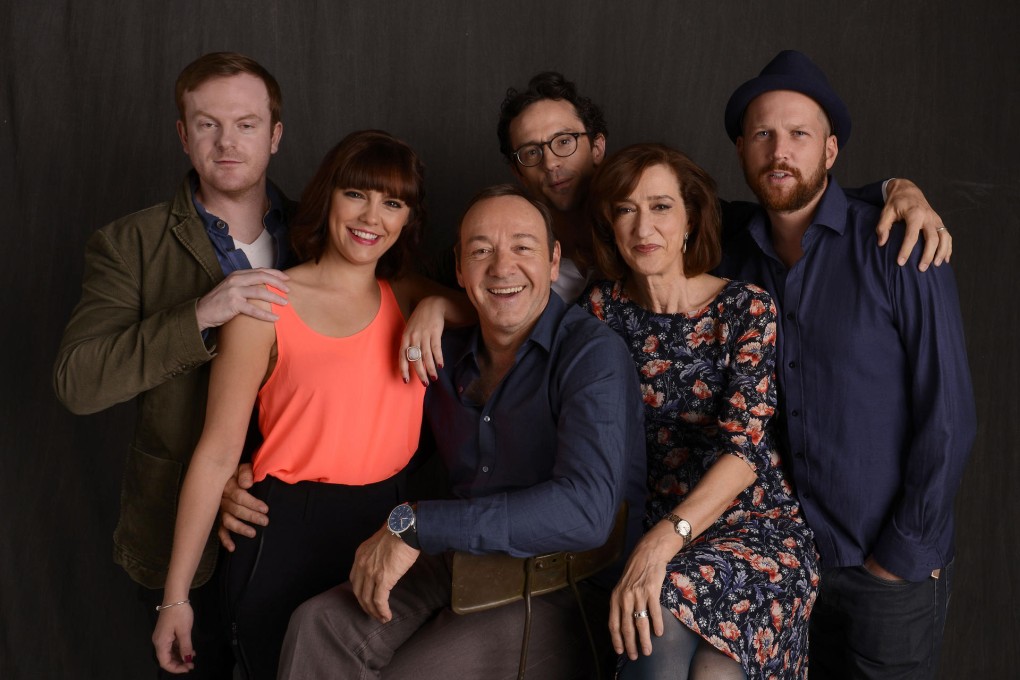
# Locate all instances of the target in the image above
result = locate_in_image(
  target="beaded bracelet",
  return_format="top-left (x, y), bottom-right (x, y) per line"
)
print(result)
top-left (155, 599), bottom-right (191, 612)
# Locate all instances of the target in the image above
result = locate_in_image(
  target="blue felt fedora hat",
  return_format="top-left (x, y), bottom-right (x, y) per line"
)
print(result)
top-left (724, 50), bottom-right (851, 147)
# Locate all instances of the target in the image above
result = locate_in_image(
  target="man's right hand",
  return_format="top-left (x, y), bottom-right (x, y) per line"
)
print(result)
top-left (196, 268), bottom-right (290, 331)
top-left (350, 527), bottom-right (420, 624)
top-left (218, 463), bottom-right (269, 552)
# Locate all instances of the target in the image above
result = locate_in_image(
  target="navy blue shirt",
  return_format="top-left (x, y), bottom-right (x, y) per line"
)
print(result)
top-left (417, 292), bottom-right (647, 574)
top-left (717, 178), bottom-right (976, 581)
top-left (188, 170), bottom-right (291, 275)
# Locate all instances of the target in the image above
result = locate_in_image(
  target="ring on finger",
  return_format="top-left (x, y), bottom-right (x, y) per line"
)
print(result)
top-left (633, 609), bottom-right (650, 619)
top-left (405, 346), bottom-right (423, 362)
top-left (936, 226), bottom-right (948, 233)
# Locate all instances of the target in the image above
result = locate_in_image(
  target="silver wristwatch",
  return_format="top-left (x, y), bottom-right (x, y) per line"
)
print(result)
top-left (665, 513), bottom-right (692, 549)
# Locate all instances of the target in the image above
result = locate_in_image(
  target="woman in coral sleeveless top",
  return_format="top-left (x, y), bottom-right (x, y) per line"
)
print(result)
top-left (153, 130), bottom-right (469, 678)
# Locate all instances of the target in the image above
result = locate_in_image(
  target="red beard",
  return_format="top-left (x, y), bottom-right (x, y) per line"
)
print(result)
top-left (745, 156), bottom-right (827, 213)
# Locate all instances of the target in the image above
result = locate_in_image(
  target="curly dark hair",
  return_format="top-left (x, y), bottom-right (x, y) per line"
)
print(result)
top-left (589, 144), bottom-right (721, 280)
top-left (289, 130), bottom-right (425, 279)
top-left (496, 72), bottom-right (608, 162)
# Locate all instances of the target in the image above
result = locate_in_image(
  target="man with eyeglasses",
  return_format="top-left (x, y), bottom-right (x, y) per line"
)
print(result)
top-left (496, 71), bottom-right (953, 302)
top-left (496, 72), bottom-right (608, 300)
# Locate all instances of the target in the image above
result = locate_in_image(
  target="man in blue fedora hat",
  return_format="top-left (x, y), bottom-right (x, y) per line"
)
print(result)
top-left (719, 50), bottom-right (976, 679)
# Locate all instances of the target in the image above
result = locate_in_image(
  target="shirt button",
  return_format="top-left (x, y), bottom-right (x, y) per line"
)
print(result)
top-left (791, 410), bottom-right (800, 417)
top-left (788, 361), bottom-right (797, 368)
top-left (786, 312), bottom-right (795, 321)
top-left (795, 451), bottom-right (805, 459)
top-left (216, 220), bottom-right (227, 230)
top-left (483, 416), bottom-right (491, 423)
top-left (482, 466), bottom-right (489, 473)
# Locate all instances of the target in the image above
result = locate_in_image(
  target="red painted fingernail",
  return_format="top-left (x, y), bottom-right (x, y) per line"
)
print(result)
top-left (403, 377), bottom-right (409, 384)
top-left (184, 654), bottom-right (193, 663)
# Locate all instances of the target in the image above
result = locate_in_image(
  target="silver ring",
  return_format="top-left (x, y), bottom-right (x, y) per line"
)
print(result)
top-left (936, 227), bottom-right (948, 233)
top-left (405, 346), bottom-right (422, 363)
top-left (632, 609), bottom-right (649, 619)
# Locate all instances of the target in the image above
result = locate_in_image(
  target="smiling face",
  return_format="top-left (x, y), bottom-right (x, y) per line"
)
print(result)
top-left (327, 188), bottom-right (410, 268)
top-left (176, 73), bottom-right (282, 201)
top-left (456, 195), bottom-right (561, 347)
top-left (507, 99), bottom-right (605, 215)
top-left (737, 90), bottom-right (837, 216)
top-left (611, 164), bottom-right (690, 281)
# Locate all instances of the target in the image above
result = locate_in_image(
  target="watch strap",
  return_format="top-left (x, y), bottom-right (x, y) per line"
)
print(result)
top-left (665, 513), bottom-right (692, 549)
top-left (389, 502), bottom-right (420, 550)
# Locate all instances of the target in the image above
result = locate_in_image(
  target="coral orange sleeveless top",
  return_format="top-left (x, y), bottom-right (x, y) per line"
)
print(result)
top-left (252, 280), bottom-right (425, 485)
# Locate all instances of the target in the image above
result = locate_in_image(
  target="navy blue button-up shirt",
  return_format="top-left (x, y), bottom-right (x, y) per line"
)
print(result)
top-left (416, 292), bottom-right (647, 576)
top-left (717, 178), bottom-right (976, 581)
top-left (188, 170), bottom-right (291, 275)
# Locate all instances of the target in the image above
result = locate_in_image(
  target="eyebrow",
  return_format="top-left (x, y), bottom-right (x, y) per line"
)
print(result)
top-left (464, 232), bottom-right (541, 246)
top-left (465, 235), bottom-right (493, 247)
top-left (516, 129), bottom-right (581, 147)
top-left (621, 194), bottom-right (675, 203)
top-left (191, 110), bottom-right (264, 122)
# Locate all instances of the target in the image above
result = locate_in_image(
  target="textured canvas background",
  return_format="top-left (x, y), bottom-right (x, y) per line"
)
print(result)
top-left (2, 1), bottom-right (1016, 677)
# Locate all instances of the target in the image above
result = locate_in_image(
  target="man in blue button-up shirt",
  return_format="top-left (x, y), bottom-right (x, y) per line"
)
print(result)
top-left (719, 51), bottom-right (976, 679)
top-left (277, 185), bottom-right (646, 679)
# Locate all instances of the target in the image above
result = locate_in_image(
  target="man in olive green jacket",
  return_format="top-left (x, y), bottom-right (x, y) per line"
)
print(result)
top-left (54, 52), bottom-right (293, 678)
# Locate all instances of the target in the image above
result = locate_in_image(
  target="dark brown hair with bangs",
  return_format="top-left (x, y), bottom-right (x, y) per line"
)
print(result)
top-left (589, 143), bottom-right (721, 280)
top-left (289, 130), bottom-right (426, 278)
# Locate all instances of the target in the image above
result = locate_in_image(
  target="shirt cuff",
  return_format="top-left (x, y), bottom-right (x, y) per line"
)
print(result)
top-left (882, 178), bottom-right (894, 203)
top-left (870, 520), bottom-right (943, 582)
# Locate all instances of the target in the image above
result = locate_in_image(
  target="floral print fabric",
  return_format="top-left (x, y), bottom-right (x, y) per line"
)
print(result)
top-left (582, 279), bottom-right (819, 679)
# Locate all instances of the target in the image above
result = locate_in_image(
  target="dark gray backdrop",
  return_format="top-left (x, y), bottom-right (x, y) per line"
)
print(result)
top-left (2, 1), bottom-right (1016, 677)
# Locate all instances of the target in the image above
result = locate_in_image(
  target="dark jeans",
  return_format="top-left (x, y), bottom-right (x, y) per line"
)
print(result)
top-left (224, 474), bottom-right (403, 680)
top-left (140, 559), bottom-right (235, 679)
top-left (809, 561), bottom-right (953, 680)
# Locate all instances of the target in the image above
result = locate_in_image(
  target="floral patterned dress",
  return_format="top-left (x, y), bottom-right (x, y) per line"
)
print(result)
top-left (581, 279), bottom-right (819, 679)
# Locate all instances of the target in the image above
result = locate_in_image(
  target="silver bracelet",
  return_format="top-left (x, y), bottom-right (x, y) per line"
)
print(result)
top-left (155, 599), bottom-right (191, 612)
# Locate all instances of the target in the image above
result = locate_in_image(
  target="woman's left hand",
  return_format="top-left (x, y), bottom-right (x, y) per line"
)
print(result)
top-left (400, 296), bottom-right (447, 386)
top-left (152, 602), bottom-right (196, 673)
top-left (609, 524), bottom-right (677, 660)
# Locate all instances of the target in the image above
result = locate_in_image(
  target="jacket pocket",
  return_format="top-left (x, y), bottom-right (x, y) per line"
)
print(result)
top-left (113, 446), bottom-right (182, 586)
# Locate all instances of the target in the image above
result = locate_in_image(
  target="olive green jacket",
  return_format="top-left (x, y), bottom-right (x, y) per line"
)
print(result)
top-left (53, 176), bottom-right (291, 588)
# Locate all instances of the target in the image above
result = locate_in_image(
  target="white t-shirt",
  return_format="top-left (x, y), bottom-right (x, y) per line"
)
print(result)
top-left (232, 228), bottom-right (275, 269)
top-left (552, 256), bottom-right (589, 302)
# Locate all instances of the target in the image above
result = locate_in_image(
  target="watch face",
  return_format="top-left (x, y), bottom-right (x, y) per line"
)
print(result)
top-left (388, 503), bottom-right (415, 534)
top-left (677, 519), bottom-right (692, 537)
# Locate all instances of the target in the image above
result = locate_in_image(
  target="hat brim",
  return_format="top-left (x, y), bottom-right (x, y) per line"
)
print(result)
top-left (724, 73), bottom-right (851, 147)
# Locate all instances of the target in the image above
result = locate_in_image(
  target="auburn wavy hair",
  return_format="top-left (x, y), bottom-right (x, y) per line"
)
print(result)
top-left (589, 143), bottom-right (721, 281)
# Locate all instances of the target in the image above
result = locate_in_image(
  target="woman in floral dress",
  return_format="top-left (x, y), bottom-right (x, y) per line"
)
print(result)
top-left (580, 144), bottom-right (818, 680)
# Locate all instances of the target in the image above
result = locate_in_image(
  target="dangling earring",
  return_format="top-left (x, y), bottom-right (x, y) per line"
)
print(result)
top-left (682, 232), bottom-right (690, 254)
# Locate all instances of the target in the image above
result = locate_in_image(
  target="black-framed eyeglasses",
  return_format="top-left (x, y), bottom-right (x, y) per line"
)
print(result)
top-left (512, 132), bottom-right (591, 167)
